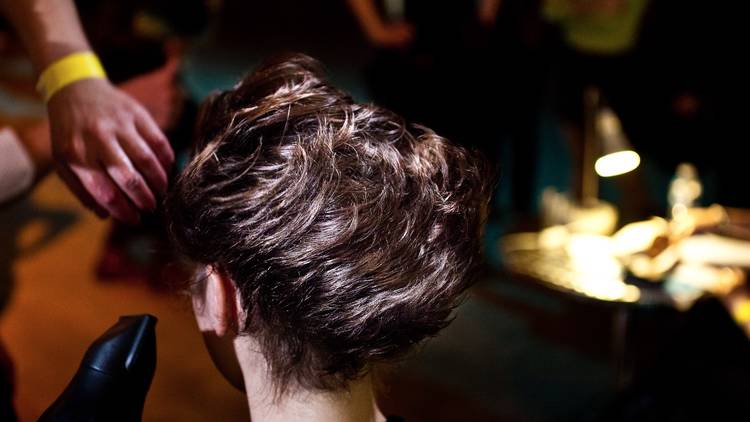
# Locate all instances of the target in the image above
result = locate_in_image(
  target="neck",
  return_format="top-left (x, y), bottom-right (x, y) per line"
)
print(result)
top-left (234, 337), bottom-right (386, 422)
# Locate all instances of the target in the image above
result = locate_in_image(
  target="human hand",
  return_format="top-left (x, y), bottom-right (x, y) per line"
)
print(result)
top-left (118, 45), bottom-right (184, 130)
top-left (47, 77), bottom-right (174, 224)
top-left (478, 0), bottom-right (502, 28)
top-left (367, 21), bottom-right (415, 49)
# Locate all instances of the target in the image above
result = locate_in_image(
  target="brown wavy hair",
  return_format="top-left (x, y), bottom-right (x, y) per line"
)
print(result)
top-left (166, 53), bottom-right (493, 394)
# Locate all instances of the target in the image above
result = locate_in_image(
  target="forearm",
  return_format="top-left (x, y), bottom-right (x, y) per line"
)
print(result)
top-left (0, 0), bottom-right (91, 71)
top-left (346, 0), bottom-right (385, 37)
top-left (478, 0), bottom-right (503, 25)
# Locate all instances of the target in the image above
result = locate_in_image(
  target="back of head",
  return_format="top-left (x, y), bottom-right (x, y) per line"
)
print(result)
top-left (167, 53), bottom-right (492, 394)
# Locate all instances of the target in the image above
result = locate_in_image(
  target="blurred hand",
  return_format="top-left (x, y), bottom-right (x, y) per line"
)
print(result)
top-left (119, 52), bottom-right (183, 130)
top-left (478, 0), bottom-right (502, 28)
top-left (47, 77), bottom-right (174, 224)
top-left (14, 53), bottom-right (181, 202)
top-left (367, 21), bottom-right (415, 49)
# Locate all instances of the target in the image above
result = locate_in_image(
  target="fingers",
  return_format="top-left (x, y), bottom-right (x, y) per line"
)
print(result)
top-left (46, 77), bottom-right (175, 224)
top-left (58, 130), bottom-right (152, 225)
top-left (78, 162), bottom-right (140, 225)
top-left (134, 107), bottom-right (175, 170)
top-left (62, 159), bottom-right (140, 225)
top-left (118, 126), bottom-right (169, 196)
top-left (89, 131), bottom-right (157, 214)
top-left (56, 163), bottom-right (109, 219)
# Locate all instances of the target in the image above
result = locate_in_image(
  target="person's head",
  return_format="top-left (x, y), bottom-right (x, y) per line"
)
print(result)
top-left (166, 54), bottom-right (492, 397)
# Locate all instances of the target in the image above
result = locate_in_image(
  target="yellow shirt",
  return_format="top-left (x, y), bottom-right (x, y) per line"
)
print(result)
top-left (543, 0), bottom-right (650, 55)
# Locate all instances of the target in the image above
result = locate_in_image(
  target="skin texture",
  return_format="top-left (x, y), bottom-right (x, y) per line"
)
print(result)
top-left (0, 0), bottom-right (174, 224)
top-left (347, 0), bottom-right (503, 46)
top-left (193, 269), bottom-right (387, 422)
top-left (11, 51), bottom-right (182, 207)
top-left (346, 0), bottom-right (414, 49)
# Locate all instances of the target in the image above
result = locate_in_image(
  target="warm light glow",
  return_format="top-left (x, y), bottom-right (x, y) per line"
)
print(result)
top-left (612, 217), bottom-right (668, 257)
top-left (502, 230), bottom-right (641, 303)
top-left (595, 150), bottom-right (641, 177)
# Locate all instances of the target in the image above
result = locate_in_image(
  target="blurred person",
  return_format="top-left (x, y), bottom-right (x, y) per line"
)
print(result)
top-left (73, 0), bottom-right (212, 84)
top-left (544, 0), bottom-right (650, 182)
top-left (0, 0), bottom-right (175, 224)
top-left (544, 0), bottom-right (652, 218)
top-left (546, 0), bottom-right (747, 213)
top-left (349, 0), bottom-right (491, 147)
top-left (346, 0), bottom-right (415, 50)
top-left (544, 0), bottom-right (649, 56)
top-left (191, 0), bottom-right (366, 88)
top-left (350, 0), bottom-right (550, 216)
top-left (619, 0), bottom-right (748, 208)
top-left (166, 54), bottom-right (492, 421)
top-left (482, 0), bottom-right (552, 216)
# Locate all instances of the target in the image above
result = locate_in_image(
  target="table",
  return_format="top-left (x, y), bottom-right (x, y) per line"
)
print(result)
top-left (499, 229), bottom-right (746, 388)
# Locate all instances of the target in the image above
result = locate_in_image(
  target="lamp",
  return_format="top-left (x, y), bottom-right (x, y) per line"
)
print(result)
top-left (594, 107), bottom-right (640, 178)
top-left (581, 86), bottom-right (640, 201)
top-left (540, 87), bottom-right (641, 235)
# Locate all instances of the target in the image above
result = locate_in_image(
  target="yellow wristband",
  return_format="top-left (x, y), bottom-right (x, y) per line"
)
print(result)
top-left (36, 51), bottom-right (108, 102)
top-left (734, 298), bottom-right (750, 324)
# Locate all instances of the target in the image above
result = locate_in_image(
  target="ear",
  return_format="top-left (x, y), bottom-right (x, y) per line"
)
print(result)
top-left (193, 266), bottom-right (239, 337)
top-left (192, 266), bottom-right (247, 391)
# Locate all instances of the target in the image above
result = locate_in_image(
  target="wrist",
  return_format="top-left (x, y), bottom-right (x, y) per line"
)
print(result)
top-left (36, 51), bottom-right (108, 103)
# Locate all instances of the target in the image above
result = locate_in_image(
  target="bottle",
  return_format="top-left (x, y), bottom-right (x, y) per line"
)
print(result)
top-left (668, 163), bottom-right (702, 220)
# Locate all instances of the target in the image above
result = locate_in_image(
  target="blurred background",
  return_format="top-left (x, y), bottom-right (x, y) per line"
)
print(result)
top-left (1, 0), bottom-right (749, 421)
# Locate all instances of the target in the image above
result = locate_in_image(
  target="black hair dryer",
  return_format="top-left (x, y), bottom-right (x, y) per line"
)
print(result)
top-left (38, 315), bottom-right (157, 422)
